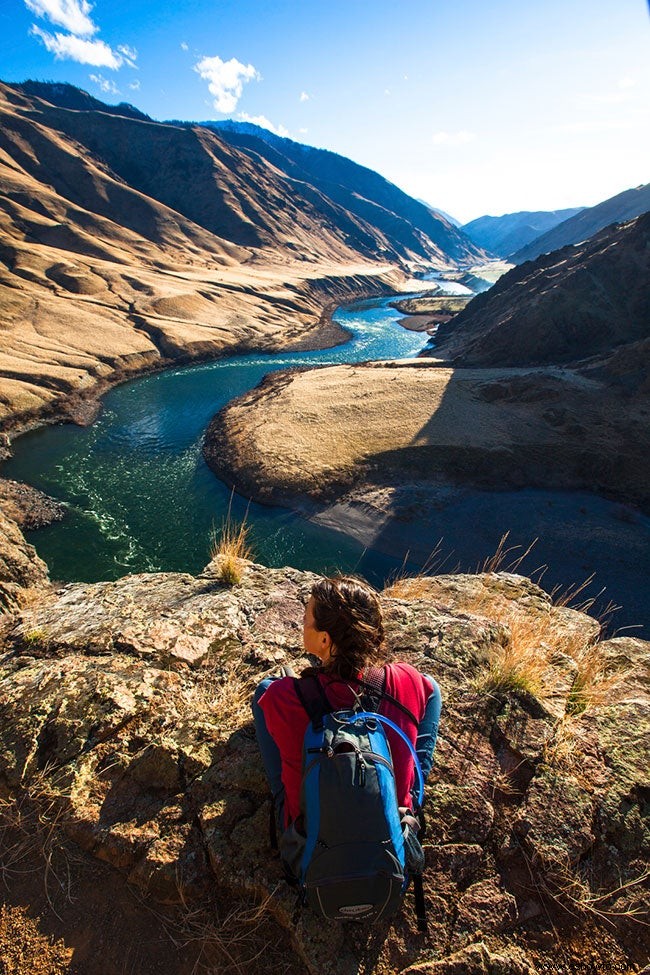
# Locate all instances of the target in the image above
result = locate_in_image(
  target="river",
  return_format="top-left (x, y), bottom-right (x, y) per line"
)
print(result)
top-left (3, 295), bottom-right (649, 636)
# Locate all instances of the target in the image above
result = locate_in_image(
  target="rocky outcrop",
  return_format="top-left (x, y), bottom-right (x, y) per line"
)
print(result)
top-left (1, 562), bottom-right (648, 974)
top-left (0, 478), bottom-right (65, 529)
top-left (0, 508), bottom-right (49, 612)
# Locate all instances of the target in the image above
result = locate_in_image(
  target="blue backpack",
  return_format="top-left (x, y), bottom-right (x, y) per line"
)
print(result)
top-left (280, 667), bottom-right (427, 929)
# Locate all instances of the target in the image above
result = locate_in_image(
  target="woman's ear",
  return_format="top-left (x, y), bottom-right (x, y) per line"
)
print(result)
top-left (321, 631), bottom-right (333, 658)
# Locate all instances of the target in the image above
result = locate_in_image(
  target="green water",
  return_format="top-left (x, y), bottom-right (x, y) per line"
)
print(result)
top-left (2, 298), bottom-right (430, 584)
top-left (3, 295), bottom-right (649, 634)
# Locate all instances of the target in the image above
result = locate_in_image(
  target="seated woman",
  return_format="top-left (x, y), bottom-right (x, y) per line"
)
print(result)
top-left (252, 575), bottom-right (442, 864)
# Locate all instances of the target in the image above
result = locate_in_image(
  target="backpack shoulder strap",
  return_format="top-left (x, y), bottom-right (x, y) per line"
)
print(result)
top-left (293, 675), bottom-right (332, 730)
top-left (358, 666), bottom-right (419, 727)
top-left (360, 665), bottom-right (386, 712)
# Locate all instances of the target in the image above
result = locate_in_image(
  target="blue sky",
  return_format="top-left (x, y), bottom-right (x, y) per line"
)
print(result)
top-left (2, 0), bottom-right (649, 223)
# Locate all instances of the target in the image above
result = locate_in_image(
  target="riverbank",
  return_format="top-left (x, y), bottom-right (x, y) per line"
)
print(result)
top-left (0, 258), bottom-right (408, 442)
top-left (203, 358), bottom-right (650, 632)
top-left (0, 267), bottom-right (400, 450)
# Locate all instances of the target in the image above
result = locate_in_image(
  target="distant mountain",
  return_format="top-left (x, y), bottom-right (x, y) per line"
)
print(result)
top-left (462, 208), bottom-right (584, 258)
top-left (432, 211), bottom-right (650, 372)
top-left (417, 201), bottom-right (462, 227)
top-left (14, 80), bottom-right (151, 122)
top-left (200, 120), bottom-right (484, 266)
top-left (511, 183), bottom-right (650, 264)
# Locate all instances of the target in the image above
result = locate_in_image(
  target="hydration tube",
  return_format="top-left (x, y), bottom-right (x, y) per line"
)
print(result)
top-left (342, 711), bottom-right (425, 808)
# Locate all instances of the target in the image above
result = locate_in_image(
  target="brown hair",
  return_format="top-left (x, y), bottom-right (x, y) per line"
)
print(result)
top-left (310, 575), bottom-right (385, 680)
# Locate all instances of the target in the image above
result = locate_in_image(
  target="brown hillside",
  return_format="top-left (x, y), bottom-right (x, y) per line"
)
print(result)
top-left (1, 80), bottom-right (437, 431)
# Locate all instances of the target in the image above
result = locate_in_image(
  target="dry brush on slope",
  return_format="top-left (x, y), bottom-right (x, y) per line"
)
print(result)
top-left (0, 559), bottom-right (648, 975)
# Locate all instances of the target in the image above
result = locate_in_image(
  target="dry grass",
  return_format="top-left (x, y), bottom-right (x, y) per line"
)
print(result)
top-left (382, 540), bottom-right (448, 599)
top-left (479, 531), bottom-right (543, 577)
top-left (209, 496), bottom-right (252, 586)
top-left (472, 610), bottom-right (589, 699)
top-left (0, 771), bottom-right (77, 918)
top-left (385, 533), bottom-right (629, 710)
top-left (162, 886), bottom-right (295, 975)
top-left (178, 656), bottom-right (257, 739)
top-left (523, 844), bottom-right (650, 927)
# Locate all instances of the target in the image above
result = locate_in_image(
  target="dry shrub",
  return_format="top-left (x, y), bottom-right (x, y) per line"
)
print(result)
top-left (160, 885), bottom-right (298, 975)
top-left (209, 497), bottom-right (252, 586)
top-left (0, 771), bottom-right (77, 916)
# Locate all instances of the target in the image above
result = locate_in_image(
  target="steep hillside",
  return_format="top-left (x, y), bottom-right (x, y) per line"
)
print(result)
top-left (202, 120), bottom-right (485, 265)
top-left (512, 183), bottom-right (650, 263)
top-left (3, 79), bottom-right (472, 431)
top-left (462, 207), bottom-right (584, 257)
top-left (432, 211), bottom-right (650, 370)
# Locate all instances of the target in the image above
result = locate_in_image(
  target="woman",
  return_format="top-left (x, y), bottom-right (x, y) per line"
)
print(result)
top-left (252, 575), bottom-right (442, 857)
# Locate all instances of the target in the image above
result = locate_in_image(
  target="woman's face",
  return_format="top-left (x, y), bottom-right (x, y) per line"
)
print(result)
top-left (303, 596), bottom-right (333, 662)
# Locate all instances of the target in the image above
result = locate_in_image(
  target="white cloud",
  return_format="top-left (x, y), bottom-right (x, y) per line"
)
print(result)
top-left (431, 129), bottom-right (476, 146)
top-left (26, 1), bottom-right (137, 71)
top-left (299, 91), bottom-right (309, 102)
top-left (299, 127), bottom-right (308, 134)
top-left (181, 41), bottom-right (188, 51)
top-left (129, 79), bottom-right (140, 90)
top-left (24, 0), bottom-right (96, 36)
top-left (618, 76), bottom-right (636, 90)
top-left (194, 54), bottom-right (260, 114)
top-left (89, 72), bottom-right (119, 95)
top-left (117, 43), bottom-right (137, 68)
top-left (237, 112), bottom-right (289, 137)
top-left (30, 25), bottom-right (124, 67)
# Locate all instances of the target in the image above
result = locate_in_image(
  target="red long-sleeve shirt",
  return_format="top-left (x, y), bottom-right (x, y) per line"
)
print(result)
top-left (258, 663), bottom-right (433, 827)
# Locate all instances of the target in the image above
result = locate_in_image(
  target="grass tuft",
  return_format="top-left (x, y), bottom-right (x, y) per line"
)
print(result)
top-left (210, 494), bottom-right (252, 585)
top-left (383, 541), bottom-right (449, 599)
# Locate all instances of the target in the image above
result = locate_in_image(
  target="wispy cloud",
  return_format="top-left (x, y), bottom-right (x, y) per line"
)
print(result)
top-left (30, 25), bottom-right (124, 67)
top-left (194, 55), bottom-right (260, 114)
top-left (25, 0), bottom-right (96, 36)
top-left (238, 112), bottom-right (289, 137)
top-left (299, 91), bottom-right (309, 102)
top-left (26, 0), bottom-right (137, 71)
top-left (117, 43), bottom-right (137, 68)
top-left (180, 41), bottom-right (188, 51)
top-left (129, 79), bottom-right (140, 91)
top-left (89, 73), bottom-right (119, 95)
top-left (431, 129), bottom-right (476, 146)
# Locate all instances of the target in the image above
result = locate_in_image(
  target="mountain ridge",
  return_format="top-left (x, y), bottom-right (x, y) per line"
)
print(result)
top-left (0, 78), bottom-right (484, 433)
top-left (511, 182), bottom-right (650, 263)
top-left (462, 207), bottom-right (584, 257)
